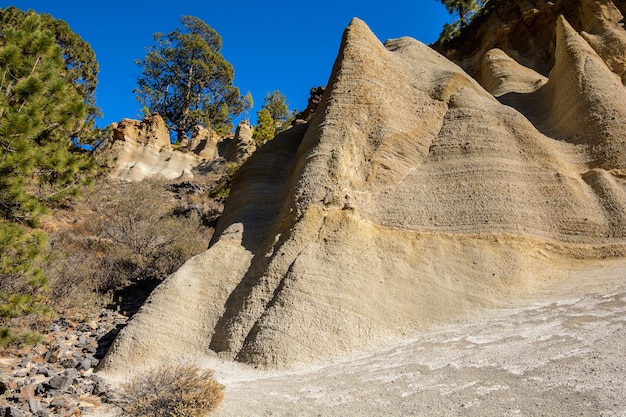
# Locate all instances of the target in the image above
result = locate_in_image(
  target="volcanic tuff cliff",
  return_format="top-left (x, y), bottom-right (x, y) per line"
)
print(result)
top-left (106, 115), bottom-right (255, 181)
top-left (99, 0), bottom-right (626, 375)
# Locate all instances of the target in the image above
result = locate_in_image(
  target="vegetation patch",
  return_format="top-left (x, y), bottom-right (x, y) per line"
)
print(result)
top-left (118, 364), bottom-right (224, 417)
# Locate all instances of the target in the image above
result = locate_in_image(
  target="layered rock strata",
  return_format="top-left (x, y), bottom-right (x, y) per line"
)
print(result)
top-left (107, 116), bottom-right (253, 181)
top-left (100, 9), bottom-right (626, 375)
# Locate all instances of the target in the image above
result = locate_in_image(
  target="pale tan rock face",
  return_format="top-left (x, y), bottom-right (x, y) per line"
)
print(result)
top-left (113, 115), bottom-right (171, 148)
top-left (108, 115), bottom-right (203, 181)
top-left (192, 125), bottom-right (221, 160)
top-left (225, 121), bottom-right (256, 164)
top-left (99, 8), bottom-right (626, 376)
top-left (106, 118), bottom-right (259, 181)
top-left (480, 48), bottom-right (547, 97)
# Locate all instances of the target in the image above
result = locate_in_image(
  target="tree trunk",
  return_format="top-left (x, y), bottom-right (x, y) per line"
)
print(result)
top-left (458, 5), bottom-right (467, 29)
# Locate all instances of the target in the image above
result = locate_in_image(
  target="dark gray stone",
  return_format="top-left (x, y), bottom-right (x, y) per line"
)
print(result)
top-left (44, 350), bottom-right (58, 364)
top-left (91, 381), bottom-right (107, 396)
top-left (76, 358), bottom-right (91, 371)
top-left (28, 398), bottom-right (40, 414)
top-left (5, 407), bottom-right (24, 417)
top-left (19, 357), bottom-right (33, 366)
top-left (46, 375), bottom-right (72, 391)
top-left (36, 366), bottom-right (52, 377)
top-left (82, 344), bottom-right (97, 355)
top-left (59, 358), bottom-right (77, 369)
top-left (50, 395), bottom-right (74, 410)
top-left (34, 383), bottom-right (46, 396)
top-left (62, 369), bottom-right (78, 380)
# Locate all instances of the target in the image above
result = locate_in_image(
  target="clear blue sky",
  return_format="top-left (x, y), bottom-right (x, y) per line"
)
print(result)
top-left (5, 1), bottom-right (452, 129)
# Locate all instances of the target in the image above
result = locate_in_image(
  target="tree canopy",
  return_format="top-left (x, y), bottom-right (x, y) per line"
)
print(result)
top-left (262, 90), bottom-right (290, 128)
top-left (135, 16), bottom-right (246, 139)
top-left (437, 0), bottom-right (485, 41)
top-left (0, 6), bottom-right (100, 132)
top-left (0, 9), bottom-right (95, 334)
top-left (252, 109), bottom-right (275, 145)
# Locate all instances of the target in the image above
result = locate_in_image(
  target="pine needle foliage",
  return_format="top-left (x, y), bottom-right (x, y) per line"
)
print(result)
top-left (135, 16), bottom-right (246, 140)
top-left (436, 0), bottom-right (486, 42)
top-left (0, 9), bottom-right (96, 339)
top-left (0, 6), bottom-right (100, 132)
top-left (252, 108), bottom-right (275, 145)
top-left (262, 90), bottom-right (290, 128)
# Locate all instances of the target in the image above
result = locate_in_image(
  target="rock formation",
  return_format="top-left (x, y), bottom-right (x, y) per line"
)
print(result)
top-left (293, 86), bottom-right (326, 124)
top-left (99, 1), bottom-right (626, 377)
top-left (224, 121), bottom-right (256, 164)
top-left (188, 124), bottom-right (221, 160)
top-left (113, 115), bottom-right (171, 148)
top-left (106, 116), bottom-right (254, 181)
top-left (436, 0), bottom-right (626, 84)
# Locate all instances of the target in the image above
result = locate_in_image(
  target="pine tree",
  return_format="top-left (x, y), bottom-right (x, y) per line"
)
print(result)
top-left (0, 7), bottom-right (100, 133)
top-left (253, 109), bottom-right (275, 145)
top-left (262, 90), bottom-right (290, 129)
top-left (135, 16), bottom-right (246, 140)
top-left (437, 0), bottom-right (485, 41)
top-left (0, 10), bottom-right (95, 338)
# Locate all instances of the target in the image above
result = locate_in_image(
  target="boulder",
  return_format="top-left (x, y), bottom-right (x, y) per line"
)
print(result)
top-left (225, 121), bottom-right (256, 164)
top-left (112, 114), bottom-right (171, 149)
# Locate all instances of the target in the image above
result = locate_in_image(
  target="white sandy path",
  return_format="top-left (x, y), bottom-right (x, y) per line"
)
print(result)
top-left (97, 258), bottom-right (625, 416)
top-left (198, 258), bottom-right (625, 417)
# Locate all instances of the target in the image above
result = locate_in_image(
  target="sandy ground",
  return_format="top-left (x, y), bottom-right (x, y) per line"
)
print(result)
top-left (97, 257), bottom-right (626, 417)
top-left (195, 258), bottom-right (625, 417)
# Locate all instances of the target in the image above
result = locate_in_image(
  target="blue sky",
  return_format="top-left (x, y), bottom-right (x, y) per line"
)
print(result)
top-left (6, 1), bottom-right (452, 129)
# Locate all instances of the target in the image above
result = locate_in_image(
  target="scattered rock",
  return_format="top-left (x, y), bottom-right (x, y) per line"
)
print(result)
top-left (0, 308), bottom-right (125, 416)
top-left (46, 376), bottom-right (72, 392)
top-left (5, 407), bottom-right (25, 417)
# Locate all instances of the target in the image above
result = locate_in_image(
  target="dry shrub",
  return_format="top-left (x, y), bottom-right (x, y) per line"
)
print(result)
top-left (45, 230), bottom-right (114, 311)
top-left (119, 364), bottom-right (224, 417)
top-left (44, 178), bottom-right (211, 313)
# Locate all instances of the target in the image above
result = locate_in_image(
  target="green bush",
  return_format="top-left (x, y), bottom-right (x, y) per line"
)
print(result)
top-left (119, 364), bottom-right (224, 417)
top-left (0, 326), bottom-right (44, 348)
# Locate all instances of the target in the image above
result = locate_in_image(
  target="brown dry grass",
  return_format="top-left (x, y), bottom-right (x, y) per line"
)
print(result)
top-left (119, 364), bottom-right (224, 417)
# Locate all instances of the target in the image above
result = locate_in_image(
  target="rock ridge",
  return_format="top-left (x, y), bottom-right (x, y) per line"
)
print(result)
top-left (105, 115), bottom-right (256, 181)
top-left (99, 9), bottom-right (626, 375)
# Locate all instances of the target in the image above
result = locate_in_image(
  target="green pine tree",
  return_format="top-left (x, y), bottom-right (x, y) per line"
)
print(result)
top-left (253, 109), bottom-right (276, 145)
top-left (0, 7), bottom-right (100, 134)
top-left (262, 90), bottom-right (290, 129)
top-left (135, 16), bottom-right (247, 139)
top-left (0, 10), bottom-right (95, 342)
top-left (437, 0), bottom-right (485, 42)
